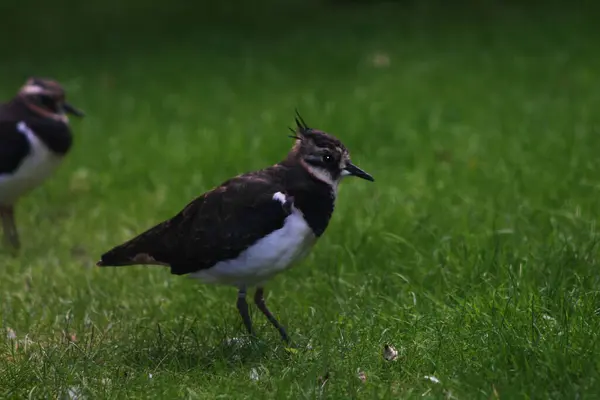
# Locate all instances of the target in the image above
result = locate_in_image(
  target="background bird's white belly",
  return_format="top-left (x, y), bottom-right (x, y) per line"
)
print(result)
top-left (0, 122), bottom-right (63, 205)
top-left (191, 209), bottom-right (317, 287)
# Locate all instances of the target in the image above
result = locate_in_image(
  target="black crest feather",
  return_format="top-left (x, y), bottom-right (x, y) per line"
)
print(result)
top-left (288, 127), bottom-right (302, 140)
top-left (294, 109), bottom-right (310, 132)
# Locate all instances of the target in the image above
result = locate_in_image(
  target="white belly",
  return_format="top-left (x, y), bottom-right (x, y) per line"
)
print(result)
top-left (0, 122), bottom-right (63, 206)
top-left (191, 208), bottom-right (317, 288)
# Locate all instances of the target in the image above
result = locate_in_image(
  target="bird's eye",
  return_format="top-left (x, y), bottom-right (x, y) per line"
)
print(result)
top-left (322, 153), bottom-right (334, 163)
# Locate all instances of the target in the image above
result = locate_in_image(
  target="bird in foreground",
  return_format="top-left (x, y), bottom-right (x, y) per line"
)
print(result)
top-left (96, 113), bottom-right (374, 342)
top-left (0, 77), bottom-right (84, 250)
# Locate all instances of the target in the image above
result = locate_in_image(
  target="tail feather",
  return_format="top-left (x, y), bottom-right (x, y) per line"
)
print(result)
top-left (96, 249), bottom-right (168, 267)
top-left (96, 220), bottom-right (175, 268)
top-left (97, 195), bottom-right (198, 268)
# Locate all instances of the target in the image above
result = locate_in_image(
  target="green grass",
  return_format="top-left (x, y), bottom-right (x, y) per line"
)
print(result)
top-left (2, 1), bottom-right (600, 398)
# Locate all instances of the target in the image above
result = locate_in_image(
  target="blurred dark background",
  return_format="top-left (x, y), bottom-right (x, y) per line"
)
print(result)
top-left (2, 0), bottom-right (597, 61)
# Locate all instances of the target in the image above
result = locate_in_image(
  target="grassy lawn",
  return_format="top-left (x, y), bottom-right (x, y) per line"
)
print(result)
top-left (1, 1), bottom-right (600, 398)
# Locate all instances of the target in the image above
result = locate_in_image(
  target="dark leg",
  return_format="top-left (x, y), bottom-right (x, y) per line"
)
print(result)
top-left (0, 205), bottom-right (19, 250)
top-left (254, 287), bottom-right (289, 343)
top-left (236, 288), bottom-right (254, 336)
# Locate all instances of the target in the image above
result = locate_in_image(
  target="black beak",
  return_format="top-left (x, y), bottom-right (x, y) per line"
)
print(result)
top-left (63, 102), bottom-right (85, 117)
top-left (344, 162), bottom-right (374, 182)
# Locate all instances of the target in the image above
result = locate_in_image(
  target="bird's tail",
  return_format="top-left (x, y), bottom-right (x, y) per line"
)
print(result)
top-left (96, 220), bottom-right (173, 268)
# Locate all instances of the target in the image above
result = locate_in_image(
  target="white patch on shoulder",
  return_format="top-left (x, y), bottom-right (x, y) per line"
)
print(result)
top-left (0, 122), bottom-right (64, 205)
top-left (272, 191), bottom-right (286, 204)
top-left (191, 202), bottom-right (317, 287)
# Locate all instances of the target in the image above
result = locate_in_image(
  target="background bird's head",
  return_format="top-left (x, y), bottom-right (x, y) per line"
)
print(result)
top-left (18, 77), bottom-right (85, 122)
top-left (288, 112), bottom-right (374, 187)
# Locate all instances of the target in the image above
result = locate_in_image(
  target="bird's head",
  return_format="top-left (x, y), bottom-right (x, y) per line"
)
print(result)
top-left (288, 111), bottom-right (374, 187)
top-left (18, 77), bottom-right (85, 122)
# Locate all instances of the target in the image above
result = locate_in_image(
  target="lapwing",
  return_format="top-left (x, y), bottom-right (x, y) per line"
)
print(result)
top-left (0, 78), bottom-right (84, 250)
top-left (96, 113), bottom-right (374, 342)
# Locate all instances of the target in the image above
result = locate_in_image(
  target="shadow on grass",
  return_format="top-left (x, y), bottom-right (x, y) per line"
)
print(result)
top-left (118, 320), bottom-right (299, 372)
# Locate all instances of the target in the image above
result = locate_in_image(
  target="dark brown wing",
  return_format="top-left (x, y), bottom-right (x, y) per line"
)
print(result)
top-left (0, 121), bottom-right (31, 175)
top-left (96, 172), bottom-right (293, 275)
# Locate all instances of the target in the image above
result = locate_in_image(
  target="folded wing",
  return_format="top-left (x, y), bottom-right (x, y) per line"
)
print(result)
top-left (97, 175), bottom-right (293, 275)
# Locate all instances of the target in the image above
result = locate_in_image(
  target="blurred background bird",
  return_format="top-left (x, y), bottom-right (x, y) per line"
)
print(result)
top-left (0, 78), bottom-right (84, 250)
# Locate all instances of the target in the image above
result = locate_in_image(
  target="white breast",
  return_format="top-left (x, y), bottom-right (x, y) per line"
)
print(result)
top-left (191, 205), bottom-right (317, 288)
top-left (0, 122), bottom-right (63, 206)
